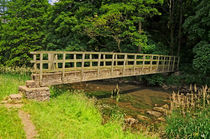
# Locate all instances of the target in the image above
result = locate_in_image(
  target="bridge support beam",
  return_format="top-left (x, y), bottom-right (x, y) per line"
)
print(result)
top-left (19, 80), bottom-right (50, 101)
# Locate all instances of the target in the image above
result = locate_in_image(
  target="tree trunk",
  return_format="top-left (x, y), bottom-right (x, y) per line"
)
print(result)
top-left (117, 40), bottom-right (121, 52)
top-left (138, 21), bottom-right (142, 52)
top-left (169, 0), bottom-right (174, 55)
top-left (177, 0), bottom-right (183, 57)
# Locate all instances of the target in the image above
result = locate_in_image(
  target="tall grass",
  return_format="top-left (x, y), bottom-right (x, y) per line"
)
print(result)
top-left (0, 73), bottom-right (28, 139)
top-left (0, 73), bottom-right (30, 100)
top-left (165, 85), bottom-right (210, 139)
top-left (23, 88), bottom-right (155, 139)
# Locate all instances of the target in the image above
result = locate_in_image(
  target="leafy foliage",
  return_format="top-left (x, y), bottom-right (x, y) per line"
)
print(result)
top-left (0, 0), bottom-right (49, 66)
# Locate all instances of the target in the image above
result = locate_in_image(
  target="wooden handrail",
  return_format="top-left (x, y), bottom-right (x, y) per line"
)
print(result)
top-left (30, 51), bottom-right (179, 84)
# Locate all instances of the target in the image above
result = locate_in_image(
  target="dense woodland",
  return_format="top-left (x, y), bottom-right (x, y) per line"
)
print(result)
top-left (0, 0), bottom-right (209, 85)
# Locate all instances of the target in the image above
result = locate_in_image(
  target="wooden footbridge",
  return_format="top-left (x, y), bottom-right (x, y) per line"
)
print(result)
top-left (30, 51), bottom-right (179, 87)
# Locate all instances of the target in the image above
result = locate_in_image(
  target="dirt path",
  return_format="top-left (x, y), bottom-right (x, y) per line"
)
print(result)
top-left (18, 110), bottom-right (37, 139)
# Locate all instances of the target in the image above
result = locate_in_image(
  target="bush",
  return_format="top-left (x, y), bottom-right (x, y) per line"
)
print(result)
top-left (142, 74), bottom-right (164, 86)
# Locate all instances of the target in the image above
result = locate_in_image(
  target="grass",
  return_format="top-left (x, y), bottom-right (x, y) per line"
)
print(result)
top-left (0, 73), bottom-right (30, 100)
top-left (23, 88), bottom-right (154, 139)
top-left (0, 73), bottom-right (157, 139)
top-left (0, 106), bottom-right (25, 138)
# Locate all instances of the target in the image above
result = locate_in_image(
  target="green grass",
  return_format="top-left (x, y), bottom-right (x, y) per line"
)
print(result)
top-left (0, 73), bottom-right (30, 100)
top-left (23, 88), bottom-right (156, 139)
top-left (0, 73), bottom-right (157, 139)
top-left (0, 106), bottom-right (25, 139)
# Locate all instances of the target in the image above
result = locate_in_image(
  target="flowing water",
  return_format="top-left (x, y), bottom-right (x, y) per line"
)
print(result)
top-left (70, 80), bottom-right (172, 124)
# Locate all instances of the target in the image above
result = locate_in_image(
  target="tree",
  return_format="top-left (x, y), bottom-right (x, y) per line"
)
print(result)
top-left (0, 0), bottom-right (49, 66)
top-left (183, 0), bottom-right (210, 75)
top-left (85, 0), bottom-right (163, 52)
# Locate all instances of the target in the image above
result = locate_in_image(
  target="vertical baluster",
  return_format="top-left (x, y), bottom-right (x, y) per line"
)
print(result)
top-left (97, 53), bottom-right (101, 78)
top-left (55, 54), bottom-right (58, 69)
top-left (103, 54), bottom-right (106, 67)
top-left (142, 55), bottom-right (145, 73)
top-left (123, 54), bottom-right (127, 75)
top-left (134, 54), bottom-right (137, 75)
top-left (90, 54), bottom-right (92, 68)
top-left (33, 54), bottom-right (37, 72)
top-left (111, 53), bottom-right (115, 75)
top-left (74, 54), bottom-right (76, 70)
top-left (156, 56), bottom-right (160, 71)
top-left (62, 53), bottom-right (66, 82)
top-left (162, 56), bottom-right (166, 72)
top-left (150, 55), bottom-right (153, 72)
top-left (40, 53), bottom-right (43, 85)
top-left (81, 53), bottom-right (85, 81)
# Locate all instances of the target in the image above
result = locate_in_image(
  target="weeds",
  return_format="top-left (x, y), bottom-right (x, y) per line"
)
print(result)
top-left (165, 84), bottom-right (210, 139)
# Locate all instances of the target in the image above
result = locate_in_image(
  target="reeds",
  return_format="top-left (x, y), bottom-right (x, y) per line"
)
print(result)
top-left (0, 65), bottom-right (31, 75)
top-left (169, 84), bottom-right (209, 116)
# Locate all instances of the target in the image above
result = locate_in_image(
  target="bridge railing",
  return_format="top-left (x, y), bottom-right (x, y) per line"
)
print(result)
top-left (30, 51), bottom-right (179, 82)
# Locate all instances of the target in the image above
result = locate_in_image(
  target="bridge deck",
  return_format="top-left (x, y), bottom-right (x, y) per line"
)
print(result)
top-left (30, 51), bottom-right (179, 86)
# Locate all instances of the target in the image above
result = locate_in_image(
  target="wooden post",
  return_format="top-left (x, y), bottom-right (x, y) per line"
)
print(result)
top-left (150, 55), bottom-right (153, 72)
top-left (40, 53), bottom-right (43, 85)
top-left (111, 53), bottom-right (115, 75)
top-left (142, 55), bottom-right (145, 72)
top-left (55, 54), bottom-right (58, 69)
top-left (134, 54), bottom-right (137, 75)
top-left (98, 53), bottom-right (101, 78)
top-left (116, 54), bottom-right (118, 67)
top-left (74, 54), bottom-right (76, 70)
top-left (81, 53), bottom-right (85, 81)
top-left (156, 56), bottom-right (160, 71)
top-left (62, 53), bottom-right (66, 82)
top-left (123, 54), bottom-right (127, 75)
top-left (90, 54), bottom-right (92, 68)
top-left (103, 54), bottom-right (106, 67)
top-left (168, 56), bottom-right (171, 71)
top-left (33, 54), bottom-right (37, 72)
top-left (48, 53), bottom-right (54, 71)
top-left (162, 56), bottom-right (166, 72)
